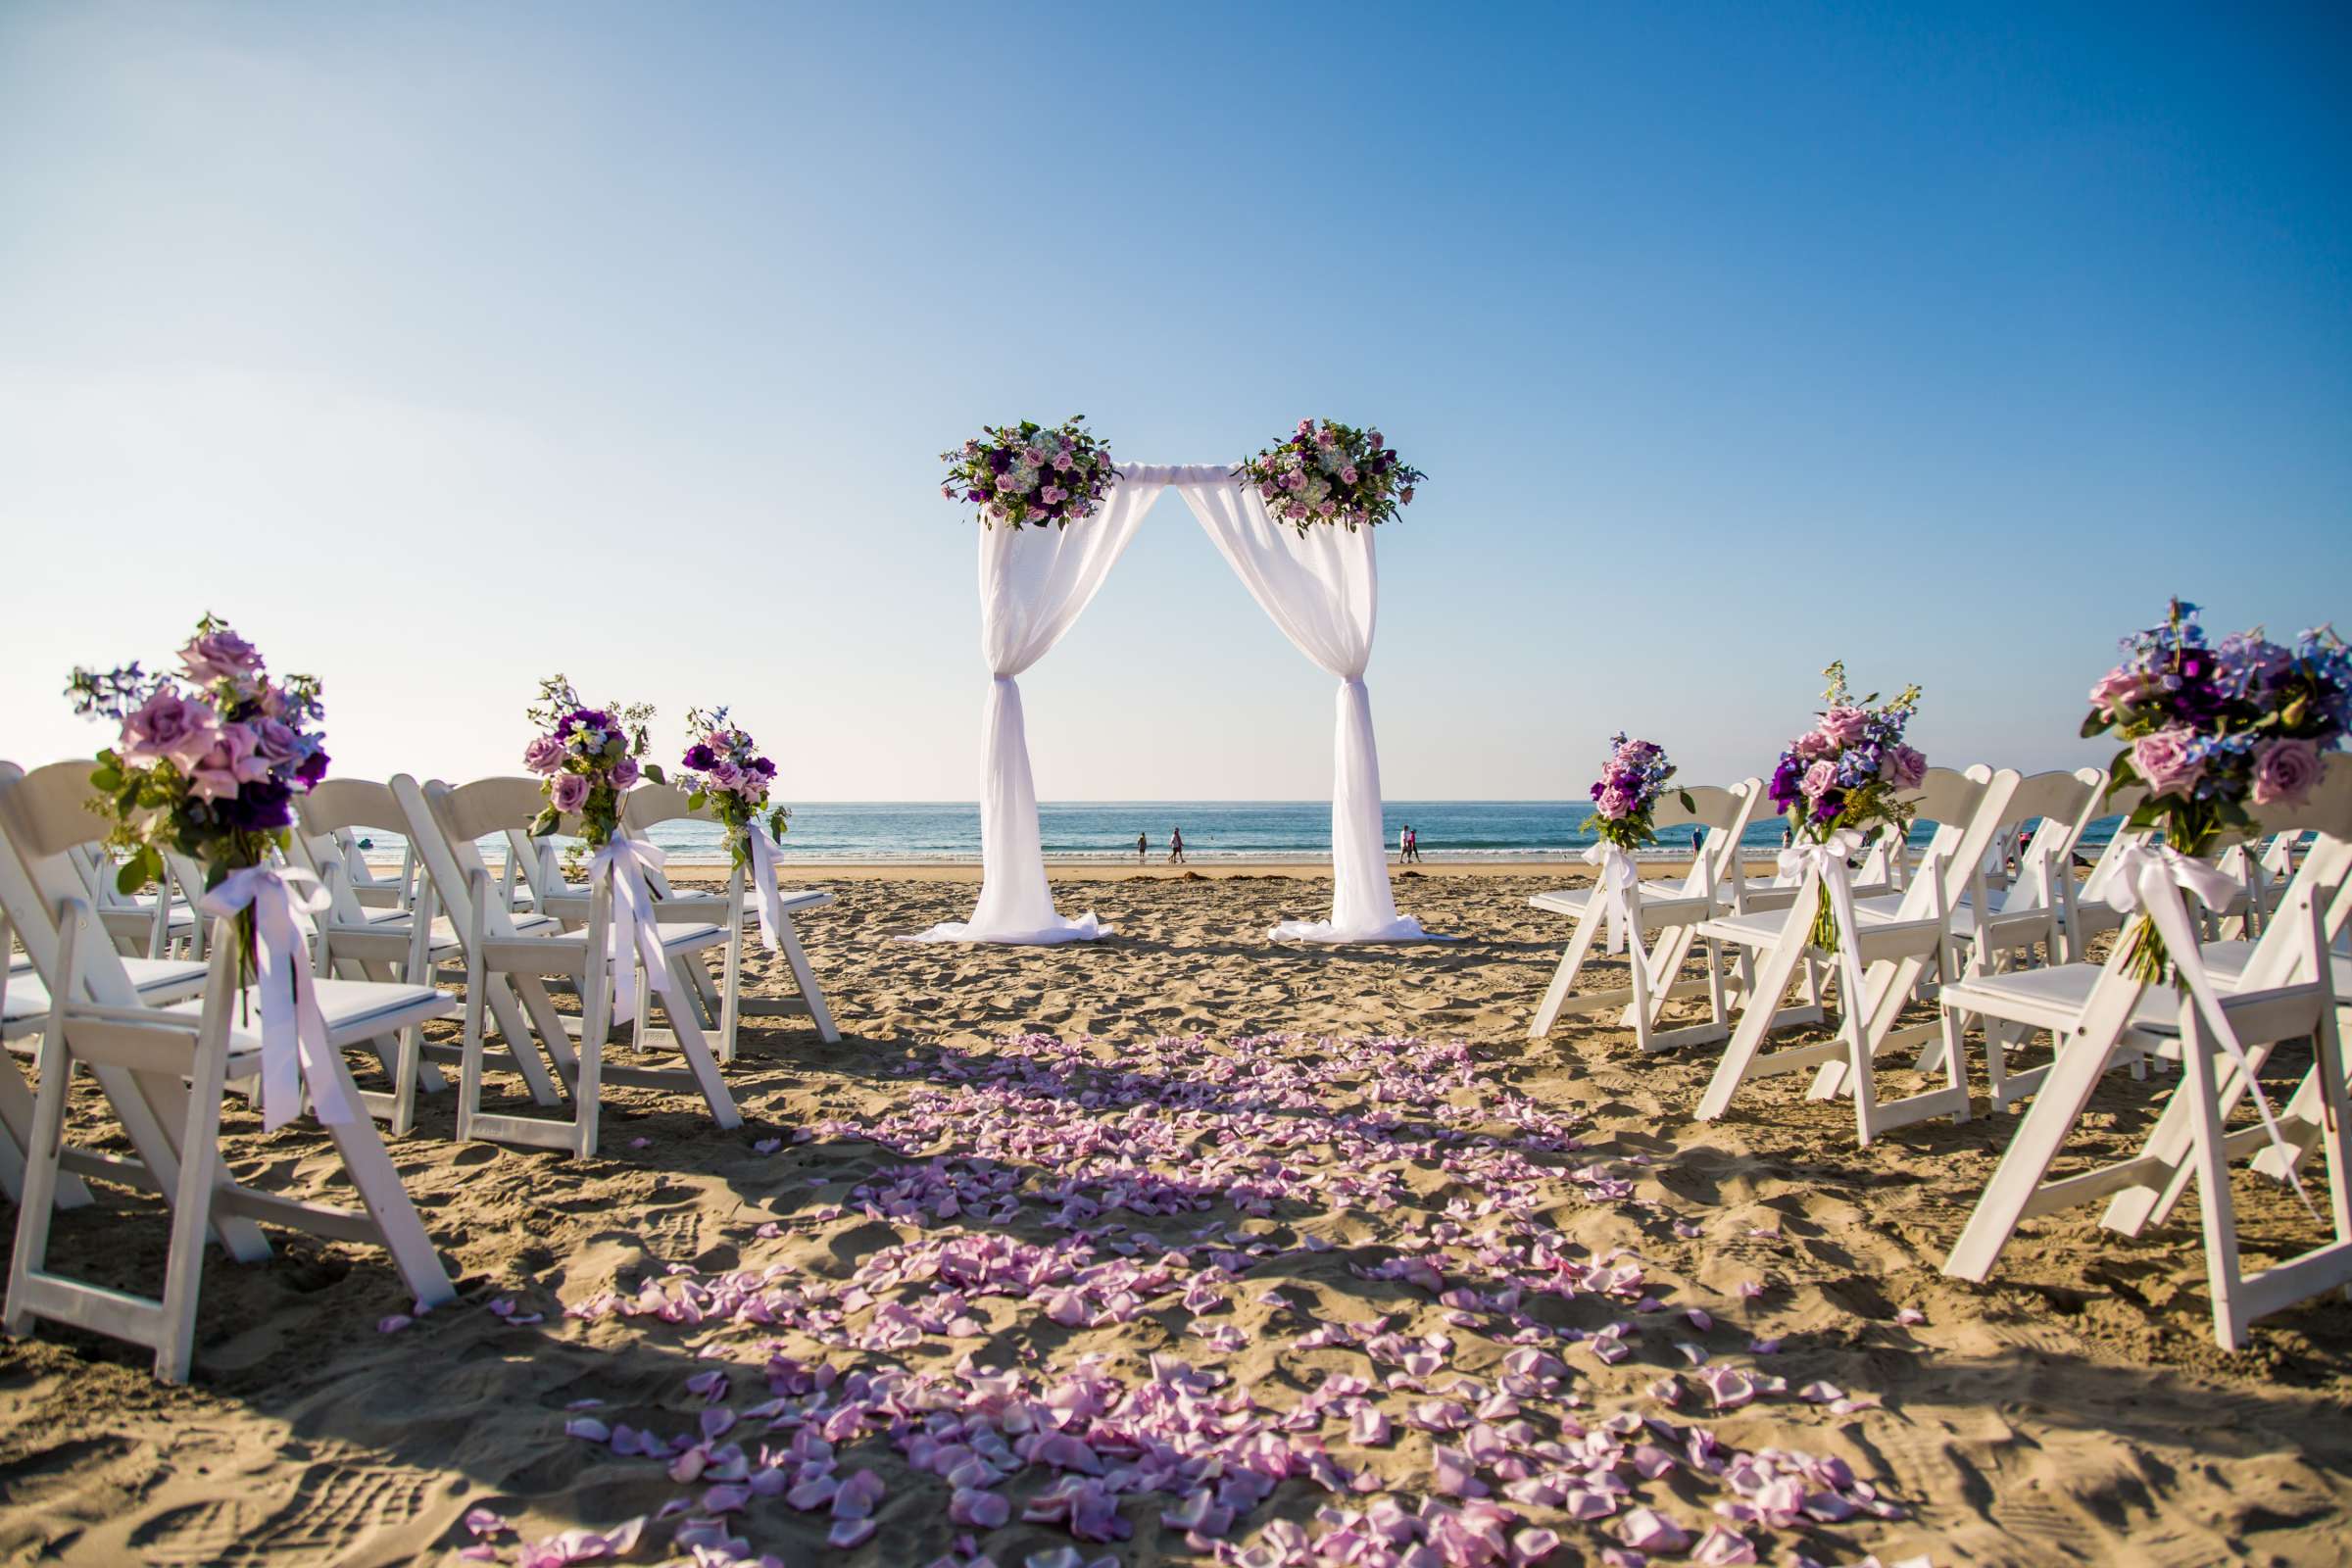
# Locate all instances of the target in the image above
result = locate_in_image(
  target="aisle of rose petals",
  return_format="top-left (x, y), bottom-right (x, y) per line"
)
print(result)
top-left (458, 1035), bottom-right (1916, 1568)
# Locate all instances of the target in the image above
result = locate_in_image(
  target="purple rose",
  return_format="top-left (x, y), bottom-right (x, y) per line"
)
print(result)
top-left (295, 746), bottom-right (330, 787)
top-left (611, 756), bottom-right (640, 790)
top-left (684, 742), bottom-right (716, 770)
top-left (2252, 736), bottom-right (2322, 807)
top-left (549, 772), bottom-right (590, 813)
top-left (1812, 791), bottom-right (1845, 823)
top-left (1367, 430), bottom-right (1383, 447)
top-left (1800, 760), bottom-right (1838, 800)
top-left (523, 735), bottom-right (565, 775)
top-left (222, 781), bottom-right (293, 831)
top-left (1882, 744), bottom-right (1928, 789)
top-left (120, 688), bottom-right (220, 769)
top-left (178, 626), bottom-right (262, 685)
top-left (752, 756), bottom-right (776, 777)
top-left (1340, 466), bottom-right (1359, 485)
top-left (708, 758), bottom-right (745, 792)
top-left (2131, 725), bottom-right (2204, 800)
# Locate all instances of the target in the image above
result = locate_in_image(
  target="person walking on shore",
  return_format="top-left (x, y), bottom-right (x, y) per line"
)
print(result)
top-left (1406, 825), bottom-right (1423, 863)
top-left (1168, 826), bottom-right (1186, 865)
top-left (1398, 823), bottom-right (1410, 862)
top-left (1135, 832), bottom-right (1148, 864)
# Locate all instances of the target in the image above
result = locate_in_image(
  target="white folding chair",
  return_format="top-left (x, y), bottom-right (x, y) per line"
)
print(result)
top-left (620, 784), bottom-right (839, 1055)
top-left (70, 841), bottom-right (198, 959)
top-left (392, 775), bottom-right (741, 1157)
top-left (1692, 766), bottom-right (2019, 1145)
top-left (0, 761), bottom-right (457, 1382)
top-left (1941, 762), bottom-right (2352, 1348)
top-left (1526, 779), bottom-right (1762, 1053)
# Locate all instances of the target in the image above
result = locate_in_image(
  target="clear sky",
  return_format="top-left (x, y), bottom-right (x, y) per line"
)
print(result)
top-left (2, 2), bottom-right (2346, 803)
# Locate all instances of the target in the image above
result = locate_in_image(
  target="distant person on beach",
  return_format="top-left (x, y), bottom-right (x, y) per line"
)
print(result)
top-left (1782, 826), bottom-right (1792, 850)
top-left (1406, 826), bottom-right (1423, 863)
top-left (1136, 832), bottom-right (1148, 863)
top-left (1398, 823), bottom-right (1410, 861)
top-left (1690, 828), bottom-right (1701, 858)
top-left (1168, 826), bottom-right (1185, 864)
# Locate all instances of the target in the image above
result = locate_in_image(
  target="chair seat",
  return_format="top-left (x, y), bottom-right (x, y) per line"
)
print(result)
top-left (161, 978), bottom-right (457, 1049)
top-left (2197, 942), bottom-right (2352, 1000)
top-left (6, 956), bottom-right (213, 1030)
top-left (1531, 883), bottom-right (1712, 922)
top-left (490, 918), bottom-right (729, 956)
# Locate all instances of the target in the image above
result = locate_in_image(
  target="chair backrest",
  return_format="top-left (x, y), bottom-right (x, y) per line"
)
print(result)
top-left (393, 775), bottom-right (580, 941)
top-left (1889, 764), bottom-right (2014, 920)
top-left (1643, 778), bottom-right (1760, 893)
top-left (0, 761), bottom-right (161, 1009)
top-left (622, 782), bottom-right (711, 833)
top-left (1994, 767), bottom-right (2105, 911)
top-left (296, 778), bottom-right (409, 841)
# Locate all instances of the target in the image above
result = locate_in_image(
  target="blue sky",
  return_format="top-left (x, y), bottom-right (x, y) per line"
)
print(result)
top-left (2, 1), bottom-right (2345, 802)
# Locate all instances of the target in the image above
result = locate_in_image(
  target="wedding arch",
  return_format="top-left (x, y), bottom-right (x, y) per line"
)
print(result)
top-left (908, 459), bottom-right (1433, 947)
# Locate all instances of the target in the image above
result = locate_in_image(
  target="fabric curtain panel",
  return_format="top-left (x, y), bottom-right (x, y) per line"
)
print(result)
top-left (1172, 473), bottom-right (1430, 942)
top-left (907, 469), bottom-right (1165, 944)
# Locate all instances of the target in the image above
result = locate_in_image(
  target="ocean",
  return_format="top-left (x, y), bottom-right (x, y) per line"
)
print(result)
top-left (351, 801), bottom-right (2129, 867)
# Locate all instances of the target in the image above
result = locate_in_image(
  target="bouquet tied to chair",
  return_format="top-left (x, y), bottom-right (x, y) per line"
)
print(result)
top-left (67, 614), bottom-right (342, 1127)
top-left (2084, 600), bottom-right (2350, 983)
top-left (1584, 734), bottom-right (1691, 957)
top-left (1767, 662), bottom-right (1928, 956)
top-left (679, 709), bottom-right (799, 952)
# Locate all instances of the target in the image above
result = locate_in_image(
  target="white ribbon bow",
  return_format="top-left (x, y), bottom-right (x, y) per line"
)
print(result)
top-left (745, 824), bottom-right (792, 953)
top-left (588, 835), bottom-right (681, 1026)
top-left (1778, 827), bottom-right (1871, 1012)
top-left (2106, 842), bottom-right (2324, 1222)
top-left (1581, 842), bottom-right (1646, 961)
top-left (200, 864), bottom-right (352, 1131)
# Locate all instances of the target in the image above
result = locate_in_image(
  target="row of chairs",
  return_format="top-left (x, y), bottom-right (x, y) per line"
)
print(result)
top-left (1527, 760), bottom-right (2352, 1348)
top-left (0, 760), bottom-right (840, 1381)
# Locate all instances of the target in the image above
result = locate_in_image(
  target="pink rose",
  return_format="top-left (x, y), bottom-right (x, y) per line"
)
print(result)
top-left (1817, 707), bottom-right (1870, 747)
top-left (1318, 499), bottom-right (1338, 516)
top-left (1882, 744), bottom-right (1928, 789)
top-left (1594, 783), bottom-right (1635, 820)
top-left (185, 723), bottom-right (267, 803)
top-left (1367, 430), bottom-right (1383, 447)
top-left (708, 758), bottom-right (744, 791)
top-left (2131, 725), bottom-right (2204, 800)
top-left (1791, 730), bottom-right (1836, 761)
top-left (549, 772), bottom-right (590, 813)
top-left (523, 735), bottom-right (565, 775)
top-left (1340, 466), bottom-right (1359, 485)
top-left (610, 756), bottom-right (640, 790)
top-left (1398, 486), bottom-right (1415, 504)
top-left (2086, 666), bottom-right (2146, 718)
top-left (1800, 760), bottom-right (1838, 800)
top-left (178, 626), bottom-right (262, 685)
top-left (2252, 737), bottom-right (2322, 808)
top-left (1297, 418), bottom-right (1314, 435)
top-left (120, 689), bottom-right (220, 770)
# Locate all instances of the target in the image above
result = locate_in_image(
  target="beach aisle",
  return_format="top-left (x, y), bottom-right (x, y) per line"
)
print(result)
top-left (2, 869), bottom-right (2346, 1566)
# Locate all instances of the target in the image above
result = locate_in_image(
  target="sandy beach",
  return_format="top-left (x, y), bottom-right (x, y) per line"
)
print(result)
top-left (4, 865), bottom-right (2345, 1568)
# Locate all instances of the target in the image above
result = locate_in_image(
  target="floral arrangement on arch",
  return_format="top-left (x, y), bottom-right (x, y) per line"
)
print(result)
top-left (1767, 662), bottom-right (1928, 952)
top-left (521, 676), bottom-right (662, 848)
top-left (1587, 734), bottom-right (1691, 852)
top-left (940, 416), bottom-right (1116, 529)
top-left (1236, 418), bottom-right (1424, 534)
top-left (2084, 599), bottom-right (2349, 979)
top-left (67, 615), bottom-right (330, 898)
top-left (679, 707), bottom-right (788, 870)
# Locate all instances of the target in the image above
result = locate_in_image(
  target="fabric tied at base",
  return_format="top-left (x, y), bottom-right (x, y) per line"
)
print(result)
top-left (744, 825), bottom-right (794, 953)
top-left (589, 836), bottom-right (683, 1025)
top-left (200, 864), bottom-right (351, 1131)
top-left (2105, 843), bottom-right (2324, 1223)
top-left (1776, 828), bottom-right (1870, 1016)
top-left (1581, 841), bottom-right (1646, 960)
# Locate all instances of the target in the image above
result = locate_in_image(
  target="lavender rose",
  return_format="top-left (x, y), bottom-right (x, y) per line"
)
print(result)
top-left (2086, 667), bottom-right (2147, 719)
top-left (611, 756), bottom-right (640, 790)
top-left (2251, 736), bottom-right (2322, 808)
top-left (550, 772), bottom-right (590, 813)
top-left (178, 627), bottom-right (262, 685)
top-left (251, 717), bottom-right (301, 770)
top-left (1594, 782), bottom-right (1635, 820)
top-left (2131, 725), bottom-right (2205, 800)
top-left (1800, 760), bottom-right (1838, 800)
top-left (522, 735), bottom-right (565, 775)
top-left (708, 758), bottom-right (745, 792)
top-left (121, 689), bottom-right (220, 769)
top-left (1882, 744), bottom-right (1928, 789)
top-left (1817, 708), bottom-right (1871, 747)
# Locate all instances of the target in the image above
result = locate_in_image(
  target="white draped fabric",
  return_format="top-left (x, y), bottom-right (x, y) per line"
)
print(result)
top-left (1172, 474), bottom-right (1429, 942)
top-left (906, 469), bottom-right (1164, 943)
